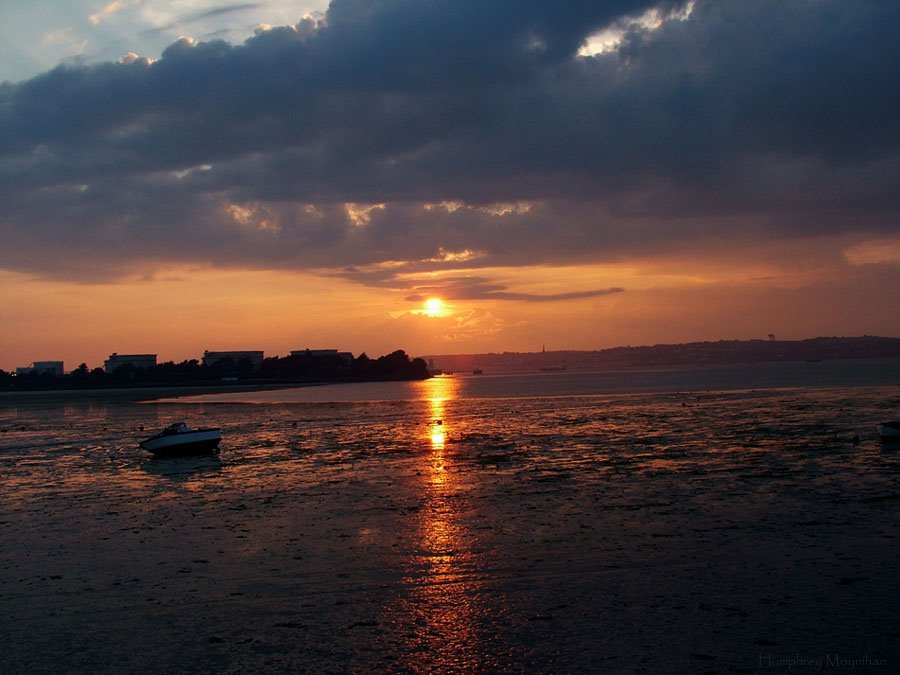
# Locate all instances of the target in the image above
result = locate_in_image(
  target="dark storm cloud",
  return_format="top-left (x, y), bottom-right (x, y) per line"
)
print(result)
top-left (1, 0), bottom-right (898, 285)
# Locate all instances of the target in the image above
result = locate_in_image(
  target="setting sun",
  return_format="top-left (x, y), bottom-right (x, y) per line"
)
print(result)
top-left (424, 297), bottom-right (446, 317)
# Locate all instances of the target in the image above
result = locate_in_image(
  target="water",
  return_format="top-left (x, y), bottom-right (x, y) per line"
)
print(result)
top-left (1, 364), bottom-right (899, 673)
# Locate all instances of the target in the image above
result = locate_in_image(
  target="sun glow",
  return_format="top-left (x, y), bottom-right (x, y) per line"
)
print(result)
top-left (424, 297), bottom-right (446, 317)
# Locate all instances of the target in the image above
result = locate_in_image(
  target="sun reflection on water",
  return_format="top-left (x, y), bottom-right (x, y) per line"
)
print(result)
top-left (389, 376), bottom-right (487, 669)
top-left (424, 376), bottom-right (457, 477)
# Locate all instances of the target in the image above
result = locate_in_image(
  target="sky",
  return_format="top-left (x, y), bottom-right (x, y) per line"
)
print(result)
top-left (1, 0), bottom-right (899, 370)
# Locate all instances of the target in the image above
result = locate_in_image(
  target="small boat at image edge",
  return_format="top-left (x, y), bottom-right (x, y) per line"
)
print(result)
top-left (877, 421), bottom-right (900, 440)
top-left (139, 422), bottom-right (222, 457)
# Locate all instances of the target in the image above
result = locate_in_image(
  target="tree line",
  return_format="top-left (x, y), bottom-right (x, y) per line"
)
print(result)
top-left (0, 350), bottom-right (430, 390)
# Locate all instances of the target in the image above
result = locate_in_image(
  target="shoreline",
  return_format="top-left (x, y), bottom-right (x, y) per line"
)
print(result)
top-left (0, 382), bottom-right (317, 405)
top-left (2, 358), bottom-right (899, 406)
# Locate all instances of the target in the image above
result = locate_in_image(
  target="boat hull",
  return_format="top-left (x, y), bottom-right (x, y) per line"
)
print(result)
top-left (140, 429), bottom-right (222, 457)
top-left (878, 422), bottom-right (900, 440)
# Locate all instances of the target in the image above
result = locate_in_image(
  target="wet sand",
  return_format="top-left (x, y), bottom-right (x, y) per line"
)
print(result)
top-left (0, 382), bottom-right (314, 405)
top-left (1, 384), bottom-right (898, 673)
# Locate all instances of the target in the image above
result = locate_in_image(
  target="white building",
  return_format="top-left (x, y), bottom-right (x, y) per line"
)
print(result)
top-left (202, 350), bottom-right (265, 367)
top-left (15, 361), bottom-right (64, 376)
top-left (103, 353), bottom-right (157, 374)
top-left (289, 348), bottom-right (353, 365)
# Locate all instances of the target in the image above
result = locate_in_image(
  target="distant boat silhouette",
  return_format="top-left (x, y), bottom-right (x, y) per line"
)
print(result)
top-left (538, 344), bottom-right (566, 371)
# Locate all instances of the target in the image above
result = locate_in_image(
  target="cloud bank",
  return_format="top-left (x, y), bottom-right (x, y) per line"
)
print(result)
top-left (1, 0), bottom-right (898, 299)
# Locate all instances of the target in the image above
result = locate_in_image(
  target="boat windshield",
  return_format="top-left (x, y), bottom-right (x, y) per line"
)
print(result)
top-left (163, 422), bottom-right (191, 434)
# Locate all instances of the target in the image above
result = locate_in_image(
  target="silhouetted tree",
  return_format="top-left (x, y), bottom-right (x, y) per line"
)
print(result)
top-left (70, 363), bottom-right (90, 386)
top-left (351, 353), bottom-right (371, 378)
top-left (111, 363), bottom-right (137, 383)
top-left (235, 357), bottom-right (256, 379)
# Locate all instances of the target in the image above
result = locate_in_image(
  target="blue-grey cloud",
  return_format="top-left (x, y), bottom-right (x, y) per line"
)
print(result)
top-left (0, 0), bottom-right (898, 285)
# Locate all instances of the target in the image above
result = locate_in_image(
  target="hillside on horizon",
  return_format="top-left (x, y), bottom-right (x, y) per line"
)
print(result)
top-left (424, 336), bottom-right (900, 374)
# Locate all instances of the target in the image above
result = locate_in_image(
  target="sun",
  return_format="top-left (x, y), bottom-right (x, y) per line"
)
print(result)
top-left (423, 297), bottom-right (445, 317)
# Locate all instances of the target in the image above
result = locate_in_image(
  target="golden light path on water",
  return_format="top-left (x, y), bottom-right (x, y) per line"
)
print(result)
top-left (388, 375), bottom-right (487, 671)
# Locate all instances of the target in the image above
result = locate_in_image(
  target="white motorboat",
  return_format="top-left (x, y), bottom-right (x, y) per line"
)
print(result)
top-left (139, 422), bottom-right (222, 457)
top-left (878, 421), bottom-right (900, 440)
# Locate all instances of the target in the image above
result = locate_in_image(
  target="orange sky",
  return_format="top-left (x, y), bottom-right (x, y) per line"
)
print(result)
top-left (4, 233), bottom-right (899, 371)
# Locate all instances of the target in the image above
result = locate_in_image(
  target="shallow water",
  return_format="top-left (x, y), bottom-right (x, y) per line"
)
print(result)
top-left (1, 368), bottom-right (898, 673)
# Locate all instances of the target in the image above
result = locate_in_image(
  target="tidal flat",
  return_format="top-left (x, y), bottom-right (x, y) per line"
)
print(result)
top-left (1, 372), bottom-right (898, 673)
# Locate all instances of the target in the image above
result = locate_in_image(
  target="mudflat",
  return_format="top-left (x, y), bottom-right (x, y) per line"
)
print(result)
top-left (1, 381), bottom-right (897, 672)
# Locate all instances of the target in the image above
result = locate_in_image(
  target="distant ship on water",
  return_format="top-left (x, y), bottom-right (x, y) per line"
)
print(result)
top-left (539, 344), bottom-right (566, 372)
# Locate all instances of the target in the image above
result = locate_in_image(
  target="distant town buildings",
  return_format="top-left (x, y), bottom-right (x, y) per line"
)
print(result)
top-left (427, 358), bottom-right (443, 376)
top-left (290, 348), bottom-right (354, 365)
top-left (9, 348), bottom-right (360, 376)
top-left (202, 350), bottom-right (265, 367)
top-left (15, 361), bottom-right (64, 376)
top-left (103, 353), bottom-right (157, 374)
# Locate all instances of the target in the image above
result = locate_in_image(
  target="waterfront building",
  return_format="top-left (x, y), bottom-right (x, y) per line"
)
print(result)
top-left (103, 353), bottom-right (157, 374)
top-left (289, 348), bottom-right (353, 364)
top-left (15, 361), bottom-right (64, 376)
top-left (202, 350), bottom-right (265, 367)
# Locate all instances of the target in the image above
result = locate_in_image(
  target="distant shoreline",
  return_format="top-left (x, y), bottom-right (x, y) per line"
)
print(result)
top-left (424, 337), bottom-right (900, 374)
top-left (4, 356), bottom-right (900, 406)
top-left (0, 382), bottom-right (315, 405)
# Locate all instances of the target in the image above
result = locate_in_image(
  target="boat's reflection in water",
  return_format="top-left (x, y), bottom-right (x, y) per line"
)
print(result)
top-left (393, 376), bottom-right (488, 671)
top-left (140, 453), bottom-right (223, 484)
